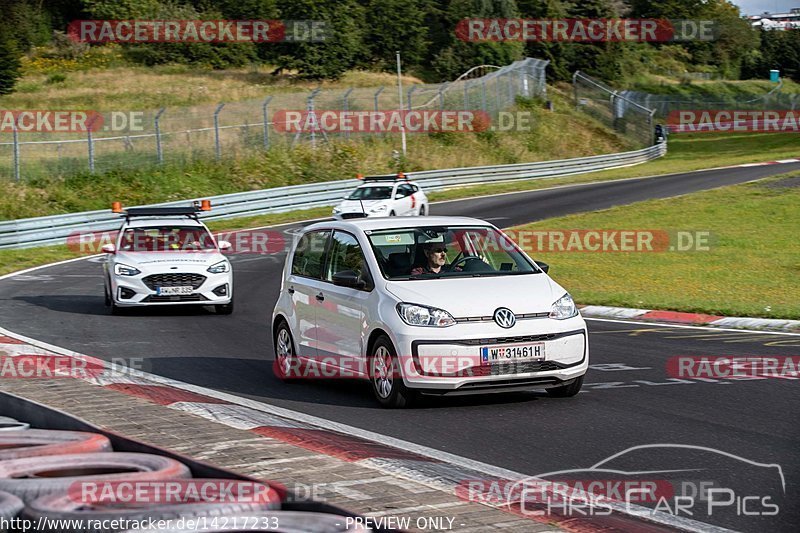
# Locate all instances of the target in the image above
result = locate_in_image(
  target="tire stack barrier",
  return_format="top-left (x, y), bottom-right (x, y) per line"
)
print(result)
top-left (0, 415), bottom-right (373, 532)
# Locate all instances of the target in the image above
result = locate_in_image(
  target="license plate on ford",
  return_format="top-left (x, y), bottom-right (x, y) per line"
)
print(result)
top-left (156, 286), bottom-right (193, 296)
top-left (481, 342), bottom-right (545, 365)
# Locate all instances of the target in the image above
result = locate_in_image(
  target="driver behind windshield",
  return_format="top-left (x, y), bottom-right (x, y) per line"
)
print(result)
top-left (411, 242), bottom-right (462, 275)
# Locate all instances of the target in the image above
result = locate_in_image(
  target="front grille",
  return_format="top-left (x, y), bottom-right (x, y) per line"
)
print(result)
top-left (455, 312), bottom-right (549, 323)
top-left (143, 273), bottom-right (206, 290)
top-left (341, 213), bottom-right (368, 219)
top-left (143, 294), bottom-right (209, 303)
top-left (457, 360), bottom-right (562, 377)
top-left (459, 333), bottom-right (563, 345)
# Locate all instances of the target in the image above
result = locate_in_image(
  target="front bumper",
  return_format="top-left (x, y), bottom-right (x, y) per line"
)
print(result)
top-left (110, 270), bottom-right (232, 307)
top-left (391, 316), bottom-right (588, 392)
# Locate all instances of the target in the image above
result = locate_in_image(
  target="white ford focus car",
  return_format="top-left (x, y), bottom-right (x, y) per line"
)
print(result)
top-left (272, 216), bottom-right (588, 408)
top-left (102, 204), bottom-right (234, 315)
top-left (332, 174), bottom-right (428, 219)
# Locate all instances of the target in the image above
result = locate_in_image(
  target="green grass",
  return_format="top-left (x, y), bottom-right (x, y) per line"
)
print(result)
top-left (628, 78), bottom-right (800, 98)
top-left (512, 172), bottom-right (800, 319)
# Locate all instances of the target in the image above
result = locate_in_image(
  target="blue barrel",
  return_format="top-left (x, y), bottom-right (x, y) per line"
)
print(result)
top-left (770, 70), bottom-right (780, 82)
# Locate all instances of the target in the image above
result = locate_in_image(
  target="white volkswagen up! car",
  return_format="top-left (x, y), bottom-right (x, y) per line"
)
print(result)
top-left (272, 216), bottom-right (588, 408)
top-left (332, 174), bottom-right (428, 219)
top-left (102, 204), bottom-right (233, 315)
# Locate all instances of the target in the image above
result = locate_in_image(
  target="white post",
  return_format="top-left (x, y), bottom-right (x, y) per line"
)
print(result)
top-left (396, 51), bottom-right (407, 157)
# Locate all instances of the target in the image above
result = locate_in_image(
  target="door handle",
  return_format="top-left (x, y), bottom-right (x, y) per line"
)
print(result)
top-left (287, 287), bottom-right (295, 294)
top-left (315, 292), bottom-right (325, 302)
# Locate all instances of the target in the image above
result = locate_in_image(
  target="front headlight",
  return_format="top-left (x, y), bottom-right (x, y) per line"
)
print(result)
top-left (207, 261), bottom-right (230, 274)
top-left (550, 293), bottom-right (578, 320)
top-left (332, 206), bottom-right (342, 214)
top-left (397, 303), bottom-right (456, 327)
top-left (114, 263), bottom-right (141, 276)
top-left (369, 204), bottom-right (388, 213)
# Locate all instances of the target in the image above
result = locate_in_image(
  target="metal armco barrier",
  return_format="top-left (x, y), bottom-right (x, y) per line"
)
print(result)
top-left (0, 143), bottom-right (666, 249)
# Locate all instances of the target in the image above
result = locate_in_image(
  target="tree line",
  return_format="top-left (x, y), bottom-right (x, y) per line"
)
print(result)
top-left (0, 0), bottom-right (798, 96)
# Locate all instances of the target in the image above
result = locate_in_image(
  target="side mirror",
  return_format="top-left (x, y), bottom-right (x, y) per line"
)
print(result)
top-left (101, 244), bottom-right (116, 254)
top-left (218, 240), bottom-right (232, 251)
top-left (535, 260), bottom-right (549, 274)
top-left (332, 270), bottom-right (366, 289)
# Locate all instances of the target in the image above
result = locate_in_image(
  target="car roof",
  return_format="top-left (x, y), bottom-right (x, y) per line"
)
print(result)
top-left (355, 181), bottom-right (420, 188)
top-left (304, 216), bottom-right (491, 233)
top-left (121, 217), bottom-right (206, 229)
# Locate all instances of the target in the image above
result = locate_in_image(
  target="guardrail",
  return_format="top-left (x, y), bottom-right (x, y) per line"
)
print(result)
top-left (0, 143), bottom-right (666, 249)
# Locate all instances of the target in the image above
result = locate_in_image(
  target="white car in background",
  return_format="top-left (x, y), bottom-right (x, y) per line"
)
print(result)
top-left (102, 204), bottom-right (234, 315)
top-left (332, 174), bottom-right (428, 219)
top-left (272, 216), bottom-right (588, 408)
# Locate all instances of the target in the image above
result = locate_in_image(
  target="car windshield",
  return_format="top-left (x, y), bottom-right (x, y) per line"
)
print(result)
top-left (366, 225), bottom-right (540, 280)
top-left (348, 186), bottom-right (393, 200)
top-left (120, 226), bottom-right (217, 252)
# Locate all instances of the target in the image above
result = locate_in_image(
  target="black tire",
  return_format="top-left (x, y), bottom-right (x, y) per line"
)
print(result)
top-left (118, 511), bottom-right (357, 532)
top-left (546, 375), bottom-right (584, 398)
top-left (0, 430), bottom-right (111, 461)
top-left (103, 286), bottom-right (111, 307)
top-left (0, 452), bottom-right (191, 503)
top-left (273, 320), bottom-right (299, 382)
top-left (0, 490), bottom-right (23, 520)
top-left (389, 211), bottom-right (395, 216)
top-left (215, 300), bottom-right (234, 315)
top-left (419, 205), bottom-right (426, 216)
top-left (369, 336), bottom-right (416, 408)
top-left (24, 481), bottom-right (281, 533)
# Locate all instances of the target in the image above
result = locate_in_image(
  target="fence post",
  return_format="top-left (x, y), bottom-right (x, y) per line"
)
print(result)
top-left (154, 107), bottom-right (166, 164)
top-left (262, 96), bottom-right (273, 150)
top-left (572, 71), bottom-right (580, 106)
top-left (87, 114), bottom-right (99, 173)
top-left (481, 78), bottom-right (488, 113)
top-left (213, 103), bottom-right (225, 160)
top-left (463, 81), bottom-right (470, 111)
top-left (308, 88), bottom-right (322, 149)
top-left (407, 86), bottom-right (416, 111)
top-left (438, 83), bottom-right (448, 110)
top-left (12, 115), bottom-right (20, 181)
top-left (342, 88), bottom-right (354, 140)
top-left (373, 86), bottom-right (384, 112)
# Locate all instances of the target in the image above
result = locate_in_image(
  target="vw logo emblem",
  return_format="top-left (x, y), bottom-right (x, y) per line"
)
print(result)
top-left (493, 308), bottom-right (516, 329)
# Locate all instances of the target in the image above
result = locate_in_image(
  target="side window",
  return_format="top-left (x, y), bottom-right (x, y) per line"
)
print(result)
top-left (291, 230), bottom-right (330, 279)
top-left (325, 231), bottom-right (370, 288)
top-left (398, 184), bottom-right (413, 197)
top-left (410, 184), bottom-right (419, 193)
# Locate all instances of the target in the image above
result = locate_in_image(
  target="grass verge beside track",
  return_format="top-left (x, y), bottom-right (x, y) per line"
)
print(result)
top-left (513, 172), bottom-right (800, 320)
